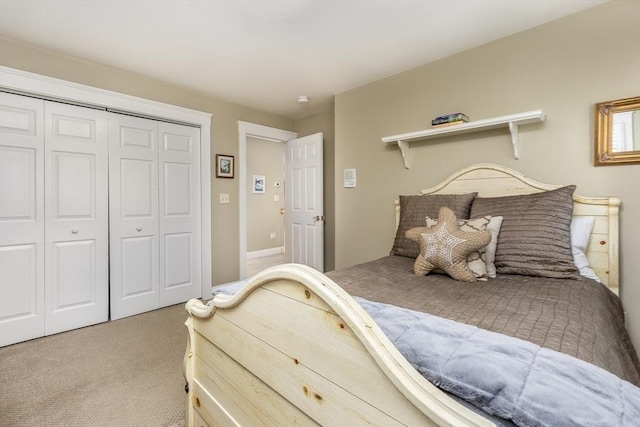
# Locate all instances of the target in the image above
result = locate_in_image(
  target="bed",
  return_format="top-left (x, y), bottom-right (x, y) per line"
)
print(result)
top-left (183, 163), bottom-right (639, 426)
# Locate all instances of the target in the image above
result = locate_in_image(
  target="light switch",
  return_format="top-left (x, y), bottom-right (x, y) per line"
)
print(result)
top-left (344, 168), bottom-right (356, 188)
top-left (273, 195), bottom-right (280, 202)
top-left (219, 193), bottom-right (230, 204)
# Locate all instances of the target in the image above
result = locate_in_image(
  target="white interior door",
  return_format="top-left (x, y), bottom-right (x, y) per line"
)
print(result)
top-left (43, 101), bottom-right (109, 334)
top-left (0, 92), bottom-right (45, 346)
top-left (109, 114), bottom-right (160, 320)
top-left (285, 133), bottom-right (324, 272)
top-left (158, 122), bottom-right (202, 305)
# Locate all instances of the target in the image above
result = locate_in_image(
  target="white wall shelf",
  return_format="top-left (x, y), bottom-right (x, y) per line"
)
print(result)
top-left (381, 109), bottom-right (545, 169)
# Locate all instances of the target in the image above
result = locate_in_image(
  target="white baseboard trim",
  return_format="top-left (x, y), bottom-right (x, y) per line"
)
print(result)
top-left (246, 246), bottom-right (285, 260)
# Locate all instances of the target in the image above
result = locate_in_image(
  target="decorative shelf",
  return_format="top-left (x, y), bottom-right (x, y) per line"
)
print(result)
top-left (381, 109), bottom-right (545, 169)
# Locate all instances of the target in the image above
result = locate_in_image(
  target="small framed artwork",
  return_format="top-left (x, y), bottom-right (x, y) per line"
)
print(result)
top-left (252, 175), bottom-right (265, 194)
top-left (216, 154), bottom-right (234, 178)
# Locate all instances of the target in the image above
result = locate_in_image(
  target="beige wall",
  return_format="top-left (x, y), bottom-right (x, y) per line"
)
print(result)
top-left (0, 37), bottom-right (295, 286)
top-left (334, 0), bottom-right (640, 351)
top-left (246, 137), bottom-right (285, 252)
top-left (295, 103), bottom-right (336, 272)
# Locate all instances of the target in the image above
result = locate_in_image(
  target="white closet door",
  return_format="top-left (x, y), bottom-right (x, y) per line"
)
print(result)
top-left (109, 114), bottom-right (160, 320)
top-left (158, 122), bottom-right (201, 306)
top-left (0, 93), bottom-right (45, 346)
top-left (44, 101), bottom-right (109, 335)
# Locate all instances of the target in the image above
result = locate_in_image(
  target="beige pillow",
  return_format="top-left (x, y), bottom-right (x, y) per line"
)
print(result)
top-left (426, 215), bottom-right (492, 280)
top-left (406, 207), bottom-right (491, 282)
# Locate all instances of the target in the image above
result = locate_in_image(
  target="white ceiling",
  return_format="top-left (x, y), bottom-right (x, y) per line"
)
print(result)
top-left (0, 0), bottom-right (606, 119)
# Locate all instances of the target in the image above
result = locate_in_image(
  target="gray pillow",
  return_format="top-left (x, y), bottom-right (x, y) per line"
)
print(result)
top-left (391, 193), bottom-right (477, 258)
top-left (470, 186), bottom-right (579, 279)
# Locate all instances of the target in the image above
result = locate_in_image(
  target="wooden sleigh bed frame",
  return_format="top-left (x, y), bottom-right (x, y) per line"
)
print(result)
top-left (183, 163), bottom-right (621, 427)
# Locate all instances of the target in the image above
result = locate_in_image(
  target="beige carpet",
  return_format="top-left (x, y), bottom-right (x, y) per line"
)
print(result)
top-left (0, 303), bottom-right (189, 427)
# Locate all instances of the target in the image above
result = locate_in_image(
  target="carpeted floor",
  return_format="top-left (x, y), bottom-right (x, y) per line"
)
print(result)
top-left (0, 303), bottom-right (189, 427)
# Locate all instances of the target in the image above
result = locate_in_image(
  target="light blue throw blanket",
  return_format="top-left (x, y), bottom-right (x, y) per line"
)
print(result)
top-left (212, 283), bottom-right (640, 426)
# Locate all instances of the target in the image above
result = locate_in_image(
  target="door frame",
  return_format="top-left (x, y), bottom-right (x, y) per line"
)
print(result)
top-left (0, 66), bottom-right (213, 298)
top-left (238, 121), bottom-right (296, 279)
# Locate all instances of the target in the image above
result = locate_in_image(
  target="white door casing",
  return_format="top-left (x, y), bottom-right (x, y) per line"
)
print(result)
top-left (158, 122), bottom-right (201, 306)
top-left (44, 101), bottom-right (109, 334)
top-left (0, 92), bottom-right (45, 346)
top-left (285, 133), bottom-right (324, 272)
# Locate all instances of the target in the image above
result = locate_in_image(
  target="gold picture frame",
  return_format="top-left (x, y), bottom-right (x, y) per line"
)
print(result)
top-left (594, 96), bottom-right (640, 166)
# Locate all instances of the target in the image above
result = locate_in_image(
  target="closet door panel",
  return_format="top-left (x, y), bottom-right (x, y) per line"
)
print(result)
top-left (51, 240), bottom-right (95, 307)
top-left (0, 92), bottom-right (45, 347)
top-left (0, 146), bottom-right (36, 220)
top-left (121, 158), bottom-right (154, 216)
top-left (121, 236), bottom-right (155, 297)
top-left (109, 114), bottom-right (159, 320)
top-left (0, 244), bottom-right (38, 314)
top-left (159, 123), bottom-right (201, 306)
top-left (44, 101), bottom-right (108, 335)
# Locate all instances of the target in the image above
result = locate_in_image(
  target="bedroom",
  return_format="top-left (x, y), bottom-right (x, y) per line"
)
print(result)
top-left (1, 0), bottom-right (639, 425)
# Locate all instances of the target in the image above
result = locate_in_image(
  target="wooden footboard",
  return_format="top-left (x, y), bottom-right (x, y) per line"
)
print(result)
top-left (183, 263), bottom-right (493, 427)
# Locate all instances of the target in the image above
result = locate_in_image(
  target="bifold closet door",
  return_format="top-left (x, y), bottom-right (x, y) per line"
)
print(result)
top-left (158, 122), bottom-right (201, 307)
top-left (0, 94), bottom-right (109, 346)
top-left (0, 93), bottom-right (45, 347)
top-left (43, 101), bottom-right (109, 335)
top-left (109, 115), bottom-right (202, 320)
top-left (109, 114), bottom-right (160, 320)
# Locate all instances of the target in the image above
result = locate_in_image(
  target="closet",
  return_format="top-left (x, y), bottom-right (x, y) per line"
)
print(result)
top-left (0, 91), bottom-right (202, 346)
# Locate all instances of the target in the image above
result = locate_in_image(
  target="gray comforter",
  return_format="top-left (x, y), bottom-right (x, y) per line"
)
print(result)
top-left (357, 297), bottom-right (640, 427)
top-left (327, 256), bottom-right (640, 386)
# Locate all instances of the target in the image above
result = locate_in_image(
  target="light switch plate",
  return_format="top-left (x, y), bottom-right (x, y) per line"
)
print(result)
top-left (344, 168), bottom-right (356, 188)
top-left (219, 193), bottom-right (230, 204)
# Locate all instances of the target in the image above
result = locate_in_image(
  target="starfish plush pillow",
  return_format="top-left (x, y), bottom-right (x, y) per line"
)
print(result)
top-left (405, 206), bottom-right (491, 282)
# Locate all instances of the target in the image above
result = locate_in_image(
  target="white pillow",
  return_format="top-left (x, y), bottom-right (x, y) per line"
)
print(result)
top-left (570, 216), bottom-right (601, 282)
top-left (483, 216), bottom-right (503, 278)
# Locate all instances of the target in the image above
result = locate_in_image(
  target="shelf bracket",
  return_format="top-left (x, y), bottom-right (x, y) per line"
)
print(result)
top-left (508, 121), bottom-right (520, 160)
top-left (397, 139), bottom-right (411, 169)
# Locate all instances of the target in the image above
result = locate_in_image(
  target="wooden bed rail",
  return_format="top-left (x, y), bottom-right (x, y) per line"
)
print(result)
top-left (184, 263), bottom-right (494, 427)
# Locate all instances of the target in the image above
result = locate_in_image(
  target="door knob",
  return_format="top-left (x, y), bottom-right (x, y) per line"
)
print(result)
top-left (313, 215), bottom-right (325, 222)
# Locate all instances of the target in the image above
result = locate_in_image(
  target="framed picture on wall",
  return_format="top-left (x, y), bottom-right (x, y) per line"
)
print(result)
top-left (216, 154), bottom-right (234, 178)
top-left (252, 175), bottom-right (265, 194)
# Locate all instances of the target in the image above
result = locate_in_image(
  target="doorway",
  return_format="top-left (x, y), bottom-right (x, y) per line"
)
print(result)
top-left (238, 122), bottom-right (296, 279)
top-left (245, 136), bottom-right (286, 276)
top-left (238, 122), bottom-right (324, 279)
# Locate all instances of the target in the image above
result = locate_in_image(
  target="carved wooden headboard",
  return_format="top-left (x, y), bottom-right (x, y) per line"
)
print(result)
top-left (395, 163), bottom-right (620, 294)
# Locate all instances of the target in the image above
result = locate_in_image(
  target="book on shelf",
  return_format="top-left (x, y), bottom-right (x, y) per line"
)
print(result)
top-left (432, 120), bottom-right (467, 128)
top-left (431, 112), bottom-right (469, 126)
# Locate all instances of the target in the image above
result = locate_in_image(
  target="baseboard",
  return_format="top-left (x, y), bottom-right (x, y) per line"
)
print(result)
top-left (247, 246), bottom-right (285, 260)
